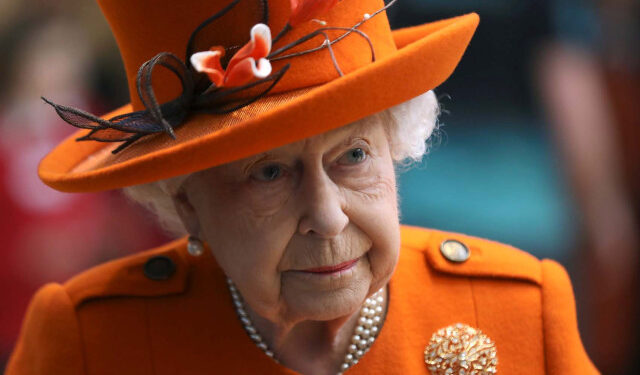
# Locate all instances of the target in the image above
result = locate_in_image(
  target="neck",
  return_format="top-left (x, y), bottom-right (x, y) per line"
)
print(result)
top-left (249, 308), bottom-right (361, 375)
top-left (235, 285), bottom-right (388, 375)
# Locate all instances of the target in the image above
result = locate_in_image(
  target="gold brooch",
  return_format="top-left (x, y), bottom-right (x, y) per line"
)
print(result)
top-left (424, 323), bottom-right (498, 375)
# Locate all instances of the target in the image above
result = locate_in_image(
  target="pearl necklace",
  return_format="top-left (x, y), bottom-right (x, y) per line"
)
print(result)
top-left (227, 278), bottom-right (385, 374)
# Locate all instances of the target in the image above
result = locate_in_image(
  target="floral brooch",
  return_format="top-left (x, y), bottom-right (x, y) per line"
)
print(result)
top-left (424, 323), bottom-right (498, 375)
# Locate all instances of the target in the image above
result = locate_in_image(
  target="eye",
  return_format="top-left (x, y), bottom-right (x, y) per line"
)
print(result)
top-left (251, 163), bottom-right (283, 182)
top-left (338, 148), bottom-right (368, 165)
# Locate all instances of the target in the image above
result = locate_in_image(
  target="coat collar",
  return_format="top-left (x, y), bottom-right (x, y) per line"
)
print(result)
top-left (64, 226), bottom-right (542, 309)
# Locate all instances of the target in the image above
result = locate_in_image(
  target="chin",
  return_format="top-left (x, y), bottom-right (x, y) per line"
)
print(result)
top-left (282, 277), bottom-right (372, 322)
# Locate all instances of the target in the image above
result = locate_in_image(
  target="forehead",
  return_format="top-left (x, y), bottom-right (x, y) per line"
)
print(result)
top-left (255, 114), bottom-right (385, 158)
top-left (182, 115), bottom-right (386, 185)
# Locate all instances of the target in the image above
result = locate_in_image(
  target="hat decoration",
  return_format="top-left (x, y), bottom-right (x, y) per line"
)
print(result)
top-left (42, 0), bottom-right (395, 154)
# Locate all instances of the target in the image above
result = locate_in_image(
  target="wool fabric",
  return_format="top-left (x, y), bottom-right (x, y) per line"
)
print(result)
top-left (7, 226), bottom-right (598, 374)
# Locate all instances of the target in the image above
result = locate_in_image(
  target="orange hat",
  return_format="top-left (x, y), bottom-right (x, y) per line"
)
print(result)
top-left (39, 0), bottom-right (479, 192)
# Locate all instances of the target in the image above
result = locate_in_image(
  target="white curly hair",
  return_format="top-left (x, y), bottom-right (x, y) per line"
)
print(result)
top-left (124, 90), bottom-right (440, 236)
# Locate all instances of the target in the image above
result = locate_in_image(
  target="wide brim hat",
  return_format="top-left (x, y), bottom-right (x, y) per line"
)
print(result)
top-left (39, 0), bottom-right (478, 192)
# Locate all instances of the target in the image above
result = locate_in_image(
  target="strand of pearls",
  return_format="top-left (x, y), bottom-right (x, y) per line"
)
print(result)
top-left (340, 287), bottom-right (385, 373)
top-left (227, 279), bottom-right (276, 359)
top-left (226, 278), bottom-right (385, 374)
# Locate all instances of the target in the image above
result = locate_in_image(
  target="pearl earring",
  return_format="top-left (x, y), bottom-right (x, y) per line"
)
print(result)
top-left (187, 236), bottom-right (204, 256)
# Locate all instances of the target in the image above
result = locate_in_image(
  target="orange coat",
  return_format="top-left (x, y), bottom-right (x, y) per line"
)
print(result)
top-left (7, 226), bottom-right (598, 374)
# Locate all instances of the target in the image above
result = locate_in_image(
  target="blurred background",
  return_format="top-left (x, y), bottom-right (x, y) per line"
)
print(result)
top-left (0, 0), bottom-right (638, 373)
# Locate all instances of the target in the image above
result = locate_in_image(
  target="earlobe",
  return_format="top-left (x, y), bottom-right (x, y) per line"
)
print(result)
top-left (172, 190), bottom-right (202, 238)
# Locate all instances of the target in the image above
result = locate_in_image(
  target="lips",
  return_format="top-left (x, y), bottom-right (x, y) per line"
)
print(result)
top-left (302, 258), bottom-right (359, 274)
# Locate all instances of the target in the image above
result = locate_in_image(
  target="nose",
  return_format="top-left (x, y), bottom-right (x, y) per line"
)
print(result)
top-left (297, 168), bottom-right (349, 238)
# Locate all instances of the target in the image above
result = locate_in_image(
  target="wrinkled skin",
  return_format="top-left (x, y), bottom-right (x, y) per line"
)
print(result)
top-left (173, 119), bottom-right (400, 374)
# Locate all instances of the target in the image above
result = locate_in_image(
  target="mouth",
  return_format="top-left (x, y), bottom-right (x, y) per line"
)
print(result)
top-left (301, 258), bottom-right (360, 274)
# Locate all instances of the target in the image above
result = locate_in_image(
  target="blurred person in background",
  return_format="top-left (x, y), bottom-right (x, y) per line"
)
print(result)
top-left (536, 0), bottom-right (639, 373)
top-left (0, 2), bottom-right (168, 370)
top-left (388, 0), bottom-right (638, 374)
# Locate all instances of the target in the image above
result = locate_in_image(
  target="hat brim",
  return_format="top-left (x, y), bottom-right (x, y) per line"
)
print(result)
top-left (39, 13), bottom-right (479, 192)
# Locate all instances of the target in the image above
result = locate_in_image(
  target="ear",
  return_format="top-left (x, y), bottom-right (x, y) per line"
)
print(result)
top-left (172, 189), bottom-right (202, 238)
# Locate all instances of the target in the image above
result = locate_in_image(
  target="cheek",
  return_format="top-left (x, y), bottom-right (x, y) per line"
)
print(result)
top-left (241, 180), bottom-right (294, 217)
top-left (196, 178), bottom-right (292, 253)
top-left (193, 184), bottom-right (297, 315)
top-left (344, 163), bottom-right (400, 284)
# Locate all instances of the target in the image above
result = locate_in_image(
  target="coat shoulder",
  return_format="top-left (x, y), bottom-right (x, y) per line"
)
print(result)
top-left (63, 237), bottom-right (190, 307)
top-left (6, 283), bottom-right (85, 375)
top-left (397, 225), bottom-right (599, 374)
top-left (399, 225), bottom-right (542, 285)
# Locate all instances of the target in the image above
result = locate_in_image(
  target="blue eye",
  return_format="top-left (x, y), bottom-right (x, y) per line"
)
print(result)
top-left (339, 148), bottom-right (367, 165)
top-left (252, 164), bottom-right (282, 182)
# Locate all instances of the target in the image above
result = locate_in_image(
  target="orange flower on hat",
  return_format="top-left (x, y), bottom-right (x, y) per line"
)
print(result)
top-left (190, 47), bottom-right (226, 87)
top-left (191, 23), bottom-right (272, 88)
top-left (289, 0), bottom-right (340, 27)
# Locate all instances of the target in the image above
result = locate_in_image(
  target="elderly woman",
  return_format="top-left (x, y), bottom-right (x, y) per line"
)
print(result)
top-left (7, 0), bottom-right (598, 374)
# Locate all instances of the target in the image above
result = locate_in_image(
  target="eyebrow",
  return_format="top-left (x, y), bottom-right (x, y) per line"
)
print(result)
top-left (340, 119), bottom-right (379, 145)
top-left (242, 120), bottom-right (376, 167)
top-left (341, 136), bottom-right (369, 149)
top-left (242, 153), bottom-right (271, 175)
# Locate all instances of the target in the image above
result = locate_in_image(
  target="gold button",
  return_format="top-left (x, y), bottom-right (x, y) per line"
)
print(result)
top-left (440, 240), bottom-right (470, 263)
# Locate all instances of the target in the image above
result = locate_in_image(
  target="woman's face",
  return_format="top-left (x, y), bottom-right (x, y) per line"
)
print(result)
top-left (177, 119), bottom-right (400, 325)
